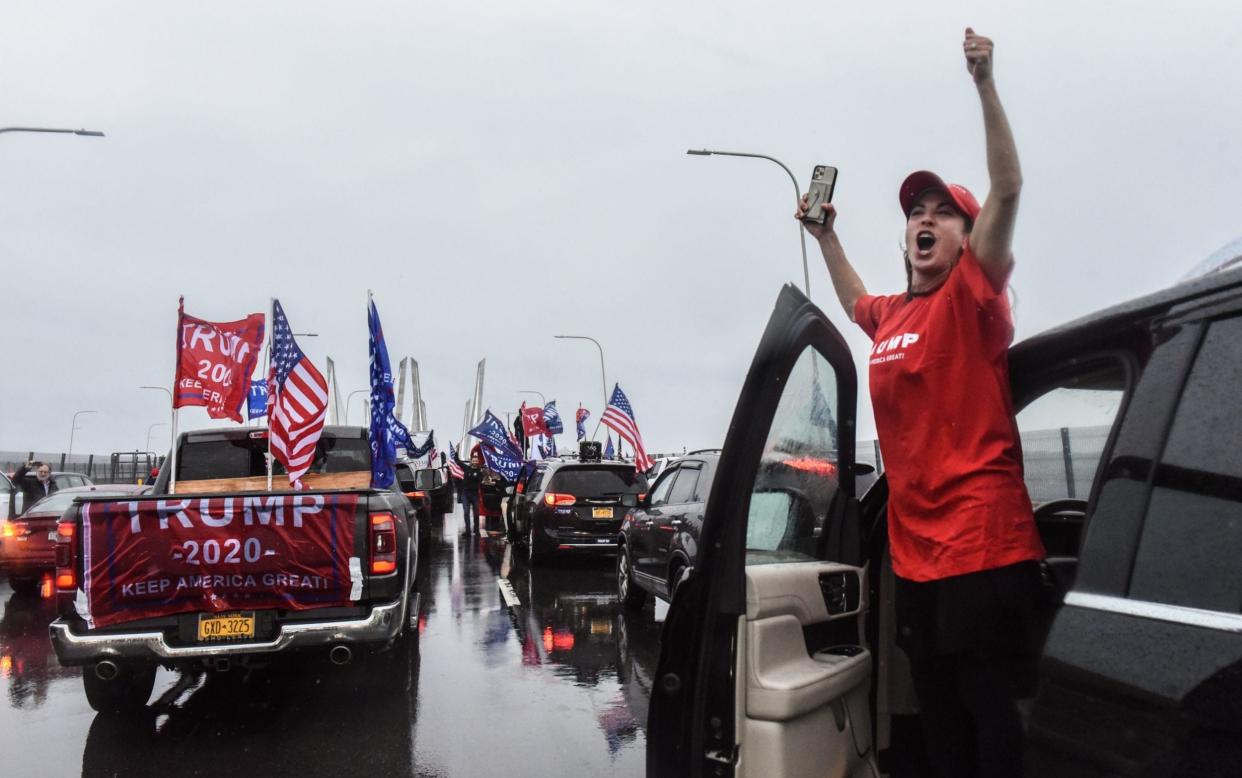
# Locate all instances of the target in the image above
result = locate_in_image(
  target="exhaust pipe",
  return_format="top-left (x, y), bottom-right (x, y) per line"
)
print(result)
top-left (329, 645), bottom-right (352, 666)
top-left (94, 661), bottom-right (119, 681)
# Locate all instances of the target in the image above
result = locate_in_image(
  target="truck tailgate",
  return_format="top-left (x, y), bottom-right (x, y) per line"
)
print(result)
top-left (73, 492), bottom-right (376, 630)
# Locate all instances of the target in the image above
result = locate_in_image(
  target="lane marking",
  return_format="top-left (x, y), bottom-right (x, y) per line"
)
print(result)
top-left (497, 578), bottom-right (521, 609)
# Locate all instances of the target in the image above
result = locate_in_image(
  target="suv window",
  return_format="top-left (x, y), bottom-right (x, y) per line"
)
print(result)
top-left (1016, 362), bottom-right (1127, 503)
top-left (1129, 316), bottom-right (1242, 612)
top-left (396, 465), bottom-right (417, 492)
top-left (547, 466), bottom-right (646, 498)
top-left (178, 435), bottom-right (370, 480)
top-left (648, 468), bottom-right (679, 508)
top-left (668, 465), bottom-right (700, 505)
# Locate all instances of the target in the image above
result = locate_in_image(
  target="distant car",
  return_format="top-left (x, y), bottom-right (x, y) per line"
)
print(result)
top-left (617, 453), bottom-right (719, 609)
top-left (1, 484), bottom-right (146, 595)
top-left (644, 457), bottom-right (675, 484)
top-left (508, 457), bottom-right (648, 564)
top-left (1, 471), bottom-right (23, 520)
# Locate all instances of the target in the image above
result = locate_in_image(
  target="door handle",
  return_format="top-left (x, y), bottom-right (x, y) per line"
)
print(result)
top-left (669, 519), bottom-right (684, 527)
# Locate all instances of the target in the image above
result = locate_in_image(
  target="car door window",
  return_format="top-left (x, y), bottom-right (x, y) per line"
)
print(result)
top-left (1015, 366), bottom-right (1126, 504)
top-left (648, 468), bottom-right (679, 508)
top-left (747, 346), bottom-right (839, 565)
top-left (666, 465), bottom-right (699, 505)
top-left (1129, 315), bottom-right (1242, 612)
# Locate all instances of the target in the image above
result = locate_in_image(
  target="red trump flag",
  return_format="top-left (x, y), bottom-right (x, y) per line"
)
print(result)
top-left (174, 297), bottom-right (265, 422)
top-left (521, 403), bottom-right (549, 437)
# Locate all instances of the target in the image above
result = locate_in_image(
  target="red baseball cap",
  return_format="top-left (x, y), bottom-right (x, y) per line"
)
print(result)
top-left (899, 170), bottom-right (980, 221)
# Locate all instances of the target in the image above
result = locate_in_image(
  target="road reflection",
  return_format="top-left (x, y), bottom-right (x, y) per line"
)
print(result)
top-left (0, 508), bottom-right (666, 777)
top-left (0, 583), bottom-right (78, 711)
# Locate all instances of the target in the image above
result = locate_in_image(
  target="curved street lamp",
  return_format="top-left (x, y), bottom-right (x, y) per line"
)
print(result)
top-left (68, 410), bottom-right (98, 463)
top-left (554, 335), bottom-right (607, 439)
top-left (345, 390), bottom-right (369, 425)
top-left (0, 126), bottom-right (105, 137)
top-left (145, 422), bottom-right (168, 454)
top-left (686, 148), bottom-right (810, 296)
top-left (517, 390), bottom-right (546, 406)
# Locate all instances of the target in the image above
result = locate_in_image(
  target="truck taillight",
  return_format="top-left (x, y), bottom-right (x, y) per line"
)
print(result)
top-left (543, 492), bottom-right (576, 507)
top-left (369, 512), bottom-right (397, 575)
top-left (55, 520), bottom-right (77, 591)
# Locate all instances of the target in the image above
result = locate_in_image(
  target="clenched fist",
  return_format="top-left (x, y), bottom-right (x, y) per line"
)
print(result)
top-left (963, 27), bottom-right (994, 84)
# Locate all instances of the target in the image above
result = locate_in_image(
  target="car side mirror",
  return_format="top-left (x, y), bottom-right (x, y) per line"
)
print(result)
top-left (621, 493), bottom-right (639, 508)
top-left (14, 492), bottom-right (24, 515)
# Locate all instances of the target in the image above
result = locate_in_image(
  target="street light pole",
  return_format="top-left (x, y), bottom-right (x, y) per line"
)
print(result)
top-left (68, 410), bottom-right (98, 463)
top-left (145, 423), bottom-right (168, 453)
top-left (686, 148), bottom-right (811, 296)
top-left (554, 335), bottom-right (608, 439)
top-left (345, 390), bottom-right (369, 425)
top-left (0, 127), bottom-right (105, 137)
top-left (517, 390), bottom-right (547, 406)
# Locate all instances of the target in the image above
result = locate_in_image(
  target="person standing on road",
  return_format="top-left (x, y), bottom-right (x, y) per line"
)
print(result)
top-left (12, 461), bottom-right (57, 512)
top-left (459, 451), bottom-right (482, 535)
top-left (797, 28), bottom-right (1045, 778)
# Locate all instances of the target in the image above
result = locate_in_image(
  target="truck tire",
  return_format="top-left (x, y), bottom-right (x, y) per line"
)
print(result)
top-left (527, 527), bottom-right (548, 566)
top-left (8, 575), bottom-right (40, 596)
top-left (83, 662), bottom-right (157, 714)
top-left (618, 546), bottom-right (647, 610)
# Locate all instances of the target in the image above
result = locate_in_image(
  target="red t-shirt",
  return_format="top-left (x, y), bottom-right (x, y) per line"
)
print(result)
top-left (854, 246), bottom-right (1044, 582)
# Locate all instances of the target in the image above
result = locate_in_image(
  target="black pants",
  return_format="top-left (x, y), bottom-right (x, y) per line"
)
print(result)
top-left (461, 493), bottom-right (478, 534)
top-left (895, 560), bottom-right (1044, 778)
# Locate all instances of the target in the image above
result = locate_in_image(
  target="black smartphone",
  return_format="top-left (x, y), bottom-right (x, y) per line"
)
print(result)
top-left (800, 165), bottom-right (838, 225)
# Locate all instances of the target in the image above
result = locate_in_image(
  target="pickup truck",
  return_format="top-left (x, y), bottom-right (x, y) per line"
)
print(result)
top-left (47, 425), bottom-right (419, 713)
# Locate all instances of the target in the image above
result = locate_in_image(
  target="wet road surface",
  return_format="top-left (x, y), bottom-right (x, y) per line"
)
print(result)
top-left (0, 506), bottom-right (667, 777)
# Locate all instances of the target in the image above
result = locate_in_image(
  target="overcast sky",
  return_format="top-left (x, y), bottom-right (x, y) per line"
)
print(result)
top-left (3, 1), bottom-right (1240, 459)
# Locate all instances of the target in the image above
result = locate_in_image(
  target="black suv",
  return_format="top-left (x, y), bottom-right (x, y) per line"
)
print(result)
top-left (616, 453), bottom-right (719, 609)
top-left (509, 457), bottom-right (648, 564)
top-left (647, 270), bottom-right (1242, 777)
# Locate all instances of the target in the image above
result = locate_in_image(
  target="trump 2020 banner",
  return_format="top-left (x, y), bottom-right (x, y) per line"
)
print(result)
top-left (174, 297), bottom-right (265, 422)
top-left (77, 495), bottom-right (360, 629)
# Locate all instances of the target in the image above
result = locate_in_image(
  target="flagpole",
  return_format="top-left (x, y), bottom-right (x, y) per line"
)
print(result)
top-left (170, 297), bottom-right (183, 495)
top-left (266, 297), bottom-right (275, 492)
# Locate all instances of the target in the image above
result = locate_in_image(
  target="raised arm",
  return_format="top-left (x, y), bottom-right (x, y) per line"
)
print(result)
top-left (963, 27), bottom-right (1023, 290)
top-left (795, 200), bottom-right (868, 321)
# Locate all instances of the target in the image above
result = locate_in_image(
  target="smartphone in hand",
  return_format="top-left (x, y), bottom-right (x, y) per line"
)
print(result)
top-left (800, 165), bottom-right (838, 225)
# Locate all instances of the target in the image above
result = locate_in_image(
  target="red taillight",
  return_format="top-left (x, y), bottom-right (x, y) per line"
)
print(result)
top-left (55, 520), bottom-right (77, 591)
top-left (370, 512), bottom-right (397, 575)
top-left (516, 482), bottom-right (525, 495)
top-left (543, 492), bottom-right (576, 507)
top-left (784, 457), bottom-right (838, 477)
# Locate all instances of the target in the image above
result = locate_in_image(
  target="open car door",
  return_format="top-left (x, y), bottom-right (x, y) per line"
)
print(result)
top-left (648, 285), bottom-right (877, 778)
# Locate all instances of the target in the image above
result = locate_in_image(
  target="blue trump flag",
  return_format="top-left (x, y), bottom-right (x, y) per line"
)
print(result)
top-left (368, 296), bottom-right (415, 489)
top-left (468, 410), bottom-right (521, 457)
top-left (408, 431), bottom-right (435, 460)
top-left (246, 379), bottom-right (269, 420)
top-left (468, 410), bottom-right (524, 481)
top-left (543, 401), bottom-right (564, 435)
top-left (480, 443), bottom-right (523, 481)
top-left (604, 434), bottom-right (615, 459)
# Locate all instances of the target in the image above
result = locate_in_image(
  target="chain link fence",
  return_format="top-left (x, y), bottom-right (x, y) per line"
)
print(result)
top-left (859, 425), bottom-right (1112, 503)
top-left (1, 450), bottom-right (162, 485)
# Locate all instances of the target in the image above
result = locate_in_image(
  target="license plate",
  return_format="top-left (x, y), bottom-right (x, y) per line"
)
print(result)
top-left (197, 612), bottom-right (256, 641)
top-left (592, 507), bottom-right (614, 519)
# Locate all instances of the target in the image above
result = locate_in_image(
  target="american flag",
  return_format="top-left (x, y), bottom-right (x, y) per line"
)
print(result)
top-left (600, 383), bottom-right (653, 472)
top-left (267, 299), bottom-right (329, 489)
top-left (446, 442), bottom-right (464, 480)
